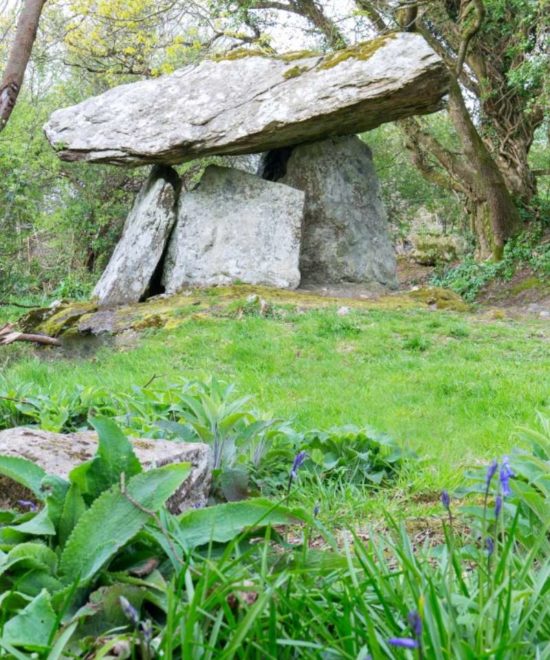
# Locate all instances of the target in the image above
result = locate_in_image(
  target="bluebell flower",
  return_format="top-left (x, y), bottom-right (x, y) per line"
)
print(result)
top-left (388, 638), bottom-right (419, 649)
top-left (287, 450), bottom-right (308, 495)
top-left (17, 499), bottom-right (38, 512)
top-left (408, 611), bottom-right (422, 638)
top-left (485, 460), bottom-right (498, 489)
top-left (500, 456), bottom-right (514, 497)
top-left (485, 537), bottom-right (495, 555)
top-left (119, 596), bottom-right (140, 626)
top-left (291, 451), bottom-right (308, 479)
top-left (440, 490), bottom-right (450, 510)
top-left (494, 495), bottom-right (502, 518)
top-left (313, 503), bottom-right (320, 517)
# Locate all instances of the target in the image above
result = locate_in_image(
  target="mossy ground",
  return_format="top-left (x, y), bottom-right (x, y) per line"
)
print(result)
top-left (23, 285), bottom-right (470, 337)
top-left (2, 285), bottom-right (548, 520)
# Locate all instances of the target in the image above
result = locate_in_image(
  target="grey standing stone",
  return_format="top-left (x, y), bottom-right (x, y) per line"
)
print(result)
top-left (162, 166), bottom-right (305, 291)
top-left (44, 34), bottom-right (449, 166)
top-left (93, 165), bottom-right (180, 306)
top-left (0, 427), bottom-right (212, 513)
top-left (264, 136), bottom-right (397, 287)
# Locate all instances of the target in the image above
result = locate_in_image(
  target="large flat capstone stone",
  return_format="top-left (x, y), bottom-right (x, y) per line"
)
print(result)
top-left (44, 33), bottom-right (449, 166)
top-left (162, 166), bottom-right (305, 291)
top-left (0, 428), bottom-right (212, 513)
top-left (263, 136), bottom-right (397, 287)
top-left (93, 165), bottom-right (180, 306)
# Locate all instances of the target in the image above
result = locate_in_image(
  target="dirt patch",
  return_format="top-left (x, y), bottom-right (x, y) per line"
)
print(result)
top-left (477, 266), bottom-right (550, 320)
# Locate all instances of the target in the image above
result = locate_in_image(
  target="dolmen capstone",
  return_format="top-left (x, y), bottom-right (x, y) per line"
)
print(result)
top-left (43, 33), bottom-right (450, 305)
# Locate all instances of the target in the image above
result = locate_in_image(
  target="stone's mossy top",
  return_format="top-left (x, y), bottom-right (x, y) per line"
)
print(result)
top-left (44, 33), bottom-right (449, 167)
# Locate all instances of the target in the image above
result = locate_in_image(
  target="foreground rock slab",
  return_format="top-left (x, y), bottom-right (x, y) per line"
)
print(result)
top-left (0, 428), bottom-right (212, 513)
top-left (44, 34), bottom-right (449, 166)
top-left (162, 166), bottom-right (305, 291)
top-left (93, 166), bottom-right (180, 306)
top-left (263, 136), bottom-right (397, 287)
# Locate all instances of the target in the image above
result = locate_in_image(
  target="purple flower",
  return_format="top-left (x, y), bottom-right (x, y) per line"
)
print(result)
top-left (140, 619), bottom-right (153, 643)
top-left (119, 596), bottom-right (139, 626)
top-left (388, 638), bottom-right (419, 649)
top-left (440, 490), bottom-right (450, 510)
top-left (408, 611), bottom-right (422, 638)
top-left (494, 495), bottom-right (502, 518)
top-left (485, 460), bottom-right (498, 489)
top-left (485, 537), bottom-right (495, 555)
top-left (499, 456), bottom-right (514, 497)
top-left (313, 503), bottom-right (320, 517)
top-left (17, 500), bottom-right (38, 512)
top-left (290, 451), bottom-right (308, 479)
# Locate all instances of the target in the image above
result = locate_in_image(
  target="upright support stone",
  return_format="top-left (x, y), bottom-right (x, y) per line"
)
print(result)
top-left (262, 136), bottom-right (397, 287)
top-left (162, 166), bottom-right (305, 291)
top-left (93, 165), bottom-right (180, 306)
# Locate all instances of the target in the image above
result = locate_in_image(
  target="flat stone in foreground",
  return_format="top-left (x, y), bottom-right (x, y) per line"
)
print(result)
top-left (162, 166), bottom-right (305, 291)
top-left (44, 33), bottom-right (449, 166)
top-left (0, 427), bottom-right (212, 513)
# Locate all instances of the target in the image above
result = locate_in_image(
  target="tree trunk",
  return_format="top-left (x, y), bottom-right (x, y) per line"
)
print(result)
top-left (0, 0), bottom-right (47, 132)
top-left (447, 80), bottom-right (521, 260)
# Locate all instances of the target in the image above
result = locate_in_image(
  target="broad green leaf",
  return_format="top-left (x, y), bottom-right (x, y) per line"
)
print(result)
top-left (2, 590), bottom-right (56, 652)
top-left (69, 417), bottom-right (142, 501)
top-left (57, 485), bottom-right (87, 549)
top-left (0, 543), bottom-right (57, 579)
top-left (12, 570), bottom-right (65, 597)
top-left (8, 507), bottom-right (56, 536)
top-left (176, 498), bottom-right (307, 549)
top-left (41, 476), bottom-right (70, 529)
top-left (0, 456), bottom-right (47, 501)
top-left (60, 463), bottom-right (191, 584)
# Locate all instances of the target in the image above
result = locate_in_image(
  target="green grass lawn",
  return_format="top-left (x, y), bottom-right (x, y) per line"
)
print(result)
top-left (2, 301), bottom-right (548, 507)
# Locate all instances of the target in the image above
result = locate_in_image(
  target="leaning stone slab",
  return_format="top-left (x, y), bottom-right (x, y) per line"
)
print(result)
top-left (0, 427), bottom-right (211, 513)
top-left (93, 165), bottom-right (180, 306)
top-left (44, 33), bottom-right (449, 166)
top-left (263, 136), bottom-right (397, 287)
top-left (162, 166), bottom-right (305, 291)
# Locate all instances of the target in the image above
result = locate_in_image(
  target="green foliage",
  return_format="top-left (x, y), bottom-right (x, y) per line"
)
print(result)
top-left (0, 377), bottom-right (410, 504)
top-left (0, 394), bottom-right (548, 656)
top-left (432, 230), bottom-right (550, 300)
top-left (0, 419), bottom-right (194, 653)
top-left (59, 463), bottom-right (191, 584)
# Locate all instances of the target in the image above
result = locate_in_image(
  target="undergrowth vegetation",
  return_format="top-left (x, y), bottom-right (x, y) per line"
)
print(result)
top-left (0, 406), bottom-right (548, 657)
top-left (432, 230), bottom-right (550, 301)
top-left (0, 378), bottom-right (410, 503)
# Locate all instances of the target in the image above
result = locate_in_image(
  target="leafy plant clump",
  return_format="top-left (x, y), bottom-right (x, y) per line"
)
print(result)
top-left (0, 377), bottom-right (412, 502)
top-left (431, 230), bottom-right (550, 301)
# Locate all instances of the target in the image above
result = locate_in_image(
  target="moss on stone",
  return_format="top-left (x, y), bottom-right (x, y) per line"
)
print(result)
top-left (284, 65), bottom-right (309, 79)
top-left (318, 34), bottom-right (396, 71)
top-left (211, 47), bottom-right (321, 64)
top-left (408, 287), bottom-right (470, 312)
top-left (210, 48), bottom-right (272, 62)
top-left (37, 302), bottom-right (98, 337)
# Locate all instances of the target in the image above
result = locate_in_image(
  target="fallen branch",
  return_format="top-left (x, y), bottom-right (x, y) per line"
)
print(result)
top-left (0, 323), bottom-right (61, 347)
